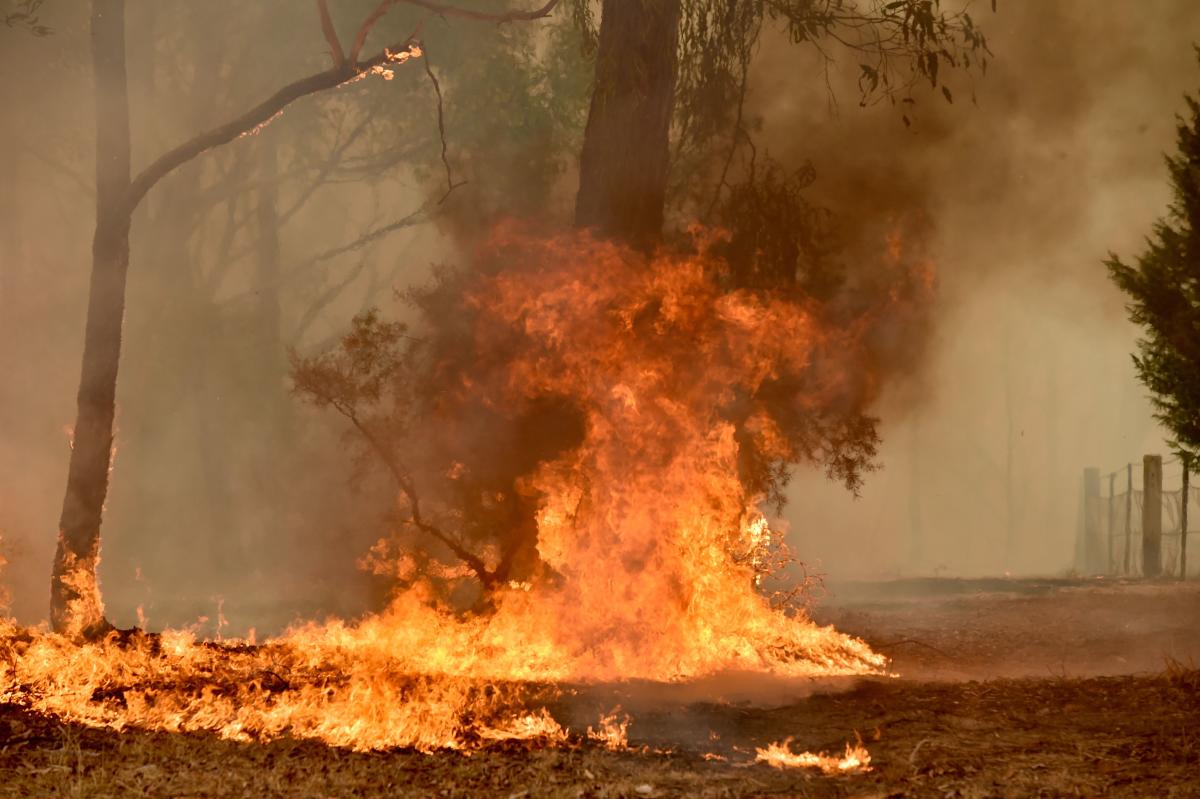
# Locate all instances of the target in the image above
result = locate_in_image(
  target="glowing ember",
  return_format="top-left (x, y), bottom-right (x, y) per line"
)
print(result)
top-left (1, 226), bottom-right (894, 752)
top-left (755, 737), bottom-right (872, 773)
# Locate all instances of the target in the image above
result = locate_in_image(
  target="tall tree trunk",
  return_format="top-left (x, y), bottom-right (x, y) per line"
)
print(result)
top-left (574, 0), bottom-right (681, 250)
top-left (50, 0), bottom-right (130, 637)
top-left (256, 140), bottom-right (284, 384)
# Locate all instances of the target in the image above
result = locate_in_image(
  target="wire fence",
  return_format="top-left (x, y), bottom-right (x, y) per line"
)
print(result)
top-left (1084, 456), bottom-right (1197, 579)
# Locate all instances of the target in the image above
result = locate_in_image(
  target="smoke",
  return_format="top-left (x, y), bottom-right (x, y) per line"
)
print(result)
top-left (1, 0), bottom-right (1197, 634)
top-left (745, 1), bottom-right (1200, 577)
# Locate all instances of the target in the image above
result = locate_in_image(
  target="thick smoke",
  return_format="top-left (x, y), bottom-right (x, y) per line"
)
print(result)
top-left (1, 1), bottom-right (1197, 634)
top-left (748, 1), bottom-right (1200, 578)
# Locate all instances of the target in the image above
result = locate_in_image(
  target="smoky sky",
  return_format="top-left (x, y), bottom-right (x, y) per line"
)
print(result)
top-left (1, 1), bottom-right (1198, 631)
top-left (748, 1), bottom-right (1200, 579)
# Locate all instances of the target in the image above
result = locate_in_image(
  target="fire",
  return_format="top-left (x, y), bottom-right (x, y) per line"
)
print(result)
top-left (587, 707), bottom-right (631, 750)
top-left (755, 737), bottom-right (872, 773)
top-left (1, 225), bottom-right (895, 753)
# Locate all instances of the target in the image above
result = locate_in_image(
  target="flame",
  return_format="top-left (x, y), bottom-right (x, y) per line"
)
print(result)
top-left (586, 707), bottom-right (631, 750)
top-left (755, 737), bottom-right (872, 773)
top-left (2, 226), bottom-right (893, 753)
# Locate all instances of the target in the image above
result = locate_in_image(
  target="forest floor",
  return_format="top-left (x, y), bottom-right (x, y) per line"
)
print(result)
top-left (2, 578), bottom-right (1199, 798)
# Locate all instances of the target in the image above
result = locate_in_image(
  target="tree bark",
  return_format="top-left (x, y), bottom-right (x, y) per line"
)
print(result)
top-left (574, 0), bottom-right (681, 250)
top-left (51, 0), bottom-right (131, 637)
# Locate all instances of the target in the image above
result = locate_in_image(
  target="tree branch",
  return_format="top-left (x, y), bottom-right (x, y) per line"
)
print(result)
top-left (421, 50), bottom-right (466, 203)
top-left (125, 41), bottom-right (422, 214)
top-left (349, 0), bottom-right (561, 63)
top-left (317, 0), bottom-right (347, 66)
top-left (326, 399), bottom-right (498, 588)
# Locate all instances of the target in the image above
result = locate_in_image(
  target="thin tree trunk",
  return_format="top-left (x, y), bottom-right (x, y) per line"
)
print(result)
top-left (46, 0), bottom-right (463, 635)
top-left (906, 417), bottom-right (924, 570)
top-left (254, 137), bottom-right (293, 444)
top-left (574, 0), bottom-right (681, 250)
top-left (51, 0), bottom-right (131, 636)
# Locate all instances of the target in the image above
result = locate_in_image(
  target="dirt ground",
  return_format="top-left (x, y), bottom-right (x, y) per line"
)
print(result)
top-left (2, 578), bottom-right (1198, 798)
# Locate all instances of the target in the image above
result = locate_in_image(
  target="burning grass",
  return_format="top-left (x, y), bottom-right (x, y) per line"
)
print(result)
top-left (2, 665), bottom-right (1197, 798)
top-left (3, 582), bottom-right (1199, 795)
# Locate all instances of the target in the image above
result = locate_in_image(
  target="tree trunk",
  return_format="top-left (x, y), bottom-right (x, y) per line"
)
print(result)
top-left (574, 0), bottom-right (681, 250)
top-left (50, 0), bottom-right (131, 637)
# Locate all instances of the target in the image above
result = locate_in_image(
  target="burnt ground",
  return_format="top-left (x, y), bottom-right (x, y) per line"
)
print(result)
top-left (2, 578), bottom-right (1199, 798)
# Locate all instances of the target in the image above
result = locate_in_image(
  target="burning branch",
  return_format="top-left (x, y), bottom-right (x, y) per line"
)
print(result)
top-left (349, 0), bottom-right (561, 64)
top-left (125, 40), bottom-right (422, 214)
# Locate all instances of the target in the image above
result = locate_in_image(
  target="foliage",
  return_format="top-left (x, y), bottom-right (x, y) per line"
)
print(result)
top-left (289, 309), bottom-right (412, 421)
top-left (614, 0), bottom-right (993, 183)
top-left (1107, 54), bottom-right (1200, 458)
top-left (712, 156), bottom-right (840, 297)
top-left (289, 301), bottom-right (540, 599)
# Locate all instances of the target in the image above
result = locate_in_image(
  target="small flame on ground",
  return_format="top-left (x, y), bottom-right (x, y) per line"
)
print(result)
top-left (586, 707), bottom-right (631, 750)
top-left (754, 737), bottom-right (871, 774)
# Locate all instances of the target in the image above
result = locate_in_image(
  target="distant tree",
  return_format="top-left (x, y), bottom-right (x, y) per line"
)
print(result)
top-left (51, 0), bottom-right (560, 639)
top-left (3, 0), bottom-right (50, 35)
top-left (1107, 53), bottom-right (1200, 458)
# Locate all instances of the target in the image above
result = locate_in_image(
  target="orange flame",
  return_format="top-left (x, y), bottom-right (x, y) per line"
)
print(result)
top-left (755, 737), bottom-right (871, 773)
top-left (2, 226), bottom-right (892, 752)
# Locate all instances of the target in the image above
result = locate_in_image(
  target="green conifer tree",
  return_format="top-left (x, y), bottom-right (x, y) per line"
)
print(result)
top-left (1108, 50), bottom-right (1200, 456)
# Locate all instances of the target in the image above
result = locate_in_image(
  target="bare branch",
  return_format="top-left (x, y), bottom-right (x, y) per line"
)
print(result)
top-left (421, 51), bottom-right (466, 203)
top-left (315, 393), bottom-right (498, 588)
top-left (317, 0), bottom-right (347, 66)
top-left (350, 1), bottom-right (405, 64)
top-left (349, 0), bottom-right (561, 62)
top-left (704, 48), bottom-right (752, 222)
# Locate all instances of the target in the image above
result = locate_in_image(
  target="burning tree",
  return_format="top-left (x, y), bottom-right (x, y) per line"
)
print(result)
top-left (3, 0), bottom-right (952, 758)
top-left (292, 222), bottom-right (919, 678)
top-left (292, 0), bottom-right (955, 672)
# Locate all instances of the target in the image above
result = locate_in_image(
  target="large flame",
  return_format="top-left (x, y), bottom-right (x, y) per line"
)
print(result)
top-left (2, 225), bottom-right (898, 752)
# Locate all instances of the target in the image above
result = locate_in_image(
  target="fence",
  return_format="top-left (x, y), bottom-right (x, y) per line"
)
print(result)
top-left (1079, 455), bottom-right (1198, 579)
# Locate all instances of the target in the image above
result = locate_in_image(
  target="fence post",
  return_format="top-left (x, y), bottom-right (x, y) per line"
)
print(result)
top-left (1143, 455), bottom-right (1163, 578)
top-left (1182, 455), bottom-right (1190, 581)
top-left (1083, 467), bottom-right (1103, 574)
top-left (1124, 463), bottom-right (1132, 575)
top-left (1107, 472), bottom-right (1116, 574)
